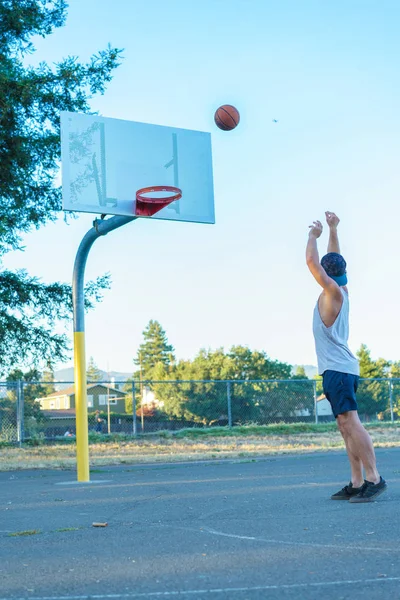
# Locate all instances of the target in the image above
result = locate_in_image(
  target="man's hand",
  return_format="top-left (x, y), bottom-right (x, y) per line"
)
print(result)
top-left (309, 220), bottom-right (323, 238)
top-left (325, 211), bottom-right (340, 229)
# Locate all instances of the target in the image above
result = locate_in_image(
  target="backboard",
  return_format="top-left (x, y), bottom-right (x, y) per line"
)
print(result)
top-left (60, 112), bottom-right (215, 224)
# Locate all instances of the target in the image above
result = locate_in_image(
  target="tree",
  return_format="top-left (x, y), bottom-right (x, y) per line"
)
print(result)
top-left (87, 357), bottom-right (102, 382)
top-left (358, 344), bottom-right (388, 379)
top-left (0, 1), bottom-right (121, 373)
top-left (226, 346), bottom-right (293, 424)
top-left (356, 345), bottom-right (389, 417)
top-left (152, 346), bottom-right (294, 426)
top-left (135, 321), bottom-right (175, 379)
top-left (153, 349), bottom-right (232, 424)
top-left (389, 362), bottom-right (400, 419)
top-left (390, 362), bottom-right (400, 378)
top-left (293, 366), bottom-right (307, 379)
top-left (227, 346), bottom-right (291, 381)
top-left (314, 374), bottom-right (323, 396)
top-left (42, 364), bottom-right (56, 396)
top-left (6, 367), bottom-right (45, 419)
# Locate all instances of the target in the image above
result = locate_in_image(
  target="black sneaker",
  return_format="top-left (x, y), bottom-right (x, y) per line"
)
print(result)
top-left (331, 482), bottom-right (363, 500)
top-left (349, 477), bottom-right (387, 503)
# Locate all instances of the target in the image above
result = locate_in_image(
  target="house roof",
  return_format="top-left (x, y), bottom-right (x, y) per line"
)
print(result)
top-left (37, 383), bottom-right (127, 401)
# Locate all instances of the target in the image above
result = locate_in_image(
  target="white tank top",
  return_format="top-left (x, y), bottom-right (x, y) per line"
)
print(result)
top-left (312, 288), bottom-right (360, 376)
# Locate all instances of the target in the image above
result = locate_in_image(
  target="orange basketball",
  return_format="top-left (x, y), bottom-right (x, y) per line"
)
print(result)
top-left (214, 105), bottom-right (240, 131)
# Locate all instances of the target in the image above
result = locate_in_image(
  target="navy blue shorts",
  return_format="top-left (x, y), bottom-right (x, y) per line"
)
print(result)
top-left (322, 370), bottom-right (359, 418)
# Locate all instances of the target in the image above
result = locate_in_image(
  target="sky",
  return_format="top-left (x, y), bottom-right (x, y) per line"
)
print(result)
top-left (5, 0), bottom-right (400, 374)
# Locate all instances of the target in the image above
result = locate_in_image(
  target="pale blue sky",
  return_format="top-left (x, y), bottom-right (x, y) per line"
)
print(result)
top-left (5, 0), bottom-right (400, 373)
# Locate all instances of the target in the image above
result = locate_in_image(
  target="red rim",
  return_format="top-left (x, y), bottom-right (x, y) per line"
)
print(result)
top-left (136, 186), bottom-right (182, 204)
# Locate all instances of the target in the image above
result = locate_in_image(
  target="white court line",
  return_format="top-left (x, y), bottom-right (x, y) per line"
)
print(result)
top-left (55, 480), bottom-right (112, 486)
top-left (1, 577), bottom-right (400, 599)
top-left (193, 525), bottom-right (399, 553)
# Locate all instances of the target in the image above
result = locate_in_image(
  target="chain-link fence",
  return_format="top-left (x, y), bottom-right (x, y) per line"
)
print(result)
top-left (0, 381), bottom-right (22, 444)
top-left (0, 377), bottom-right (398, 443)
top-left (357, 378), bottom-right (400, 422)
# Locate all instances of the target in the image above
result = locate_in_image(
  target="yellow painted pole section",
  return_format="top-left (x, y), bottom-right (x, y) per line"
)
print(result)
top-left (74, 331), bottom-right (90, 481)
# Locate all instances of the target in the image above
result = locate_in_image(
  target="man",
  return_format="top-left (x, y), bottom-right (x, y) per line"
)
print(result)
top-left (95, 410), bottom-right (104, 433)
top-left (306, 211), bottom-right (387, 503)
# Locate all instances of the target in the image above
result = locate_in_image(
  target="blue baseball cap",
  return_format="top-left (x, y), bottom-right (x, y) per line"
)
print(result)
top-left (320, 252), bottom-right (348, 286)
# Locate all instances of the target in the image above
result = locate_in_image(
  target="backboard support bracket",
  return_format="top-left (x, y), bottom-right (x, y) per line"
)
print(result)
top-left (73, 214), bottom-right (137, 482)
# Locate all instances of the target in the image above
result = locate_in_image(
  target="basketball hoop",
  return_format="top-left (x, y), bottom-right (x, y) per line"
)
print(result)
top-left (136, 186), bottom-right (182, 204)
top-left (135, 186), bottom-right (182, 217)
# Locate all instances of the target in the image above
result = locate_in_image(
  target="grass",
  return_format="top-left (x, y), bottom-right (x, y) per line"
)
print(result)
top-left (8, 530), bottom-right (41, 537)
top-left (7, 527), bottom-right (83, 537)
top-left (0, 422), bottom-right (399, 471)
top-left (171, 422), bottom-right (340, 437)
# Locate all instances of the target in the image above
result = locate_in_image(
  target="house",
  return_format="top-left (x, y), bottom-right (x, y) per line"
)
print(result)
top-left (142, 386), bottom-right (164, 410)
top-left (293, 396), bottom-right (333, 419)
top-left (316, 395), bottom-right (334, 417)
top-left (36, 383), bottom-right (128, 414)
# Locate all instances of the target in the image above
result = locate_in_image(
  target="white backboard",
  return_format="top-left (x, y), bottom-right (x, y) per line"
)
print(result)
top-left (61, 112), bottom-right (215, 224)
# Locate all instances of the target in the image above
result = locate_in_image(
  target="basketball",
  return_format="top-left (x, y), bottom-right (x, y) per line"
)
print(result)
top-left (214, 104), bottom-right (240, 131)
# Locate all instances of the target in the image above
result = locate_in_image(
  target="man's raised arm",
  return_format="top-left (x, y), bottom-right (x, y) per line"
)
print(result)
top-left (326, 211), bottom-right (340, 254)
top-left (306, 219), bottom-right (340, 292)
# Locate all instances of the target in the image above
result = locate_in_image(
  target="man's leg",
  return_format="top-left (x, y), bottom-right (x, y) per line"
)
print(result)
top-left (337, 411), bottom-right (379, 484)
top-left (337, 417), bottom-right (364, 487)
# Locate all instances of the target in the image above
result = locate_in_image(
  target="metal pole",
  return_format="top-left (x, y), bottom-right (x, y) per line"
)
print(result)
top-left (313, 380), bottom-right (318, 424)
top-left (73, 215), bottom-right (136, 481)
top-left (16, 381), bottom-right (21, 446)
top-left (389, 379), bottom-right (394, 423)
top-left (20, 380), bottom-right (25, 443)
top-left (227, 381), bottom-right (232, 428)
top-left (16, 380), bottom-right (24, 446)
top-left (107, 385), bottom-right (111, 434)
top-left (132, 380), bottom-right (137, 437)
top-left (139, 352), bottom-right (144, 432)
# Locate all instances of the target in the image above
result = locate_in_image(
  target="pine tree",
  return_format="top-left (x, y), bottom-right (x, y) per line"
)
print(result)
top-left (292, 366), bottom-right (308, 379)
top-left (87, 357), bottom-right (102, 382)
top-left (357, 344), bottom-right (388, 379)
top-left (0, 1), bottom-right (121, 373)
top-left (135, 321), bottom-right (175, 378)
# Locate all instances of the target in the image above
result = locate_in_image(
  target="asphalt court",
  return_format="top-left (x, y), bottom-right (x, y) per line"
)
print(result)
top-left (0, 448), bottom-right (399, 599)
